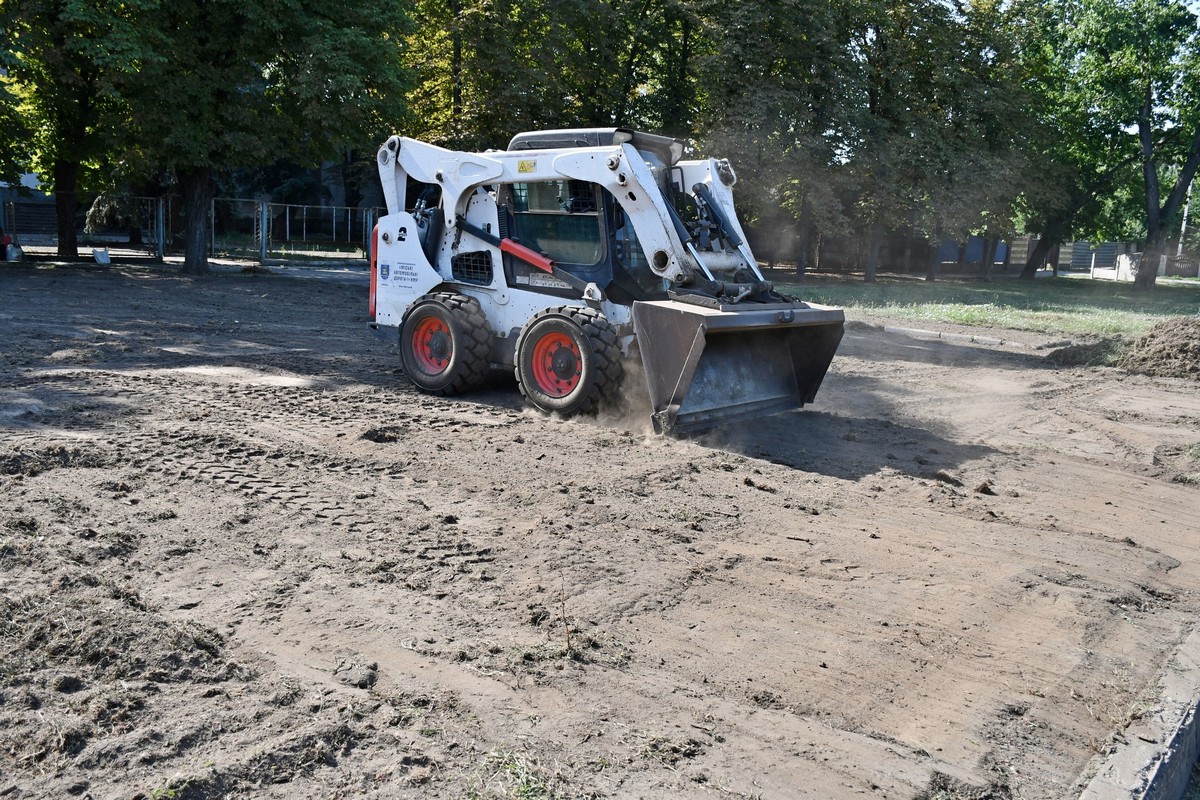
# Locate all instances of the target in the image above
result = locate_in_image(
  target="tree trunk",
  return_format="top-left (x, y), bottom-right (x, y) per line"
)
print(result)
top-left (980, 235), bottom-right (998, 282)
top-left (795, 196), bottom-right (811, 279)
top-left (670, 17), bottom-right (692, 133)
top-left (1135, 234), bottom-right (1168, 291)
top-left (179, 167), bottom-right (213, 275)
top-left (864, 222), bottom-right (881, 283)
top-left (1020, 236), bottom-right (1055, 279)
top-left (925, 226), bottom-right (941, 282)
top-left (1049, 243), bottom-right (1060, 276)
top-left (54, 160), bottom-right (80, 259)
top-left (340, 149), bottom-right (364, 211)
top-left (1133, 129), bottom-right (1200, 290)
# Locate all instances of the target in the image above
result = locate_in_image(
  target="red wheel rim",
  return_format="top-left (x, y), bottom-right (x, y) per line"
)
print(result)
top-left (530, 331), bottom-right (582, 397)
top-left (411, 316), bottom-right (451, 374)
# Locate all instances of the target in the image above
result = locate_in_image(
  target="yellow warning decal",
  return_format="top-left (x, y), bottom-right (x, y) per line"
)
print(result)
top-left (517, 159), bottom-right (537, 173)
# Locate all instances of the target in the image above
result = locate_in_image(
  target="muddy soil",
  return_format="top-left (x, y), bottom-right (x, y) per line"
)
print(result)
top-left (2, 264), bottom-right (1198, 799)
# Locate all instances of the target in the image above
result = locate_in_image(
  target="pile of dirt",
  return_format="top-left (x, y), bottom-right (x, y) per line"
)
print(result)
top-left (1119, 316), bottom-right (1200, 380)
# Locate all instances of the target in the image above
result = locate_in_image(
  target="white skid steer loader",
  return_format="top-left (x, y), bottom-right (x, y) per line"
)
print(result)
top-left (369, 128), bottom-right (844, 434)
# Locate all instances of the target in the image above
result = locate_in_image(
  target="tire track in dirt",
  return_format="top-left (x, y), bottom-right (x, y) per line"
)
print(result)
top-left (13, 365), bottom-right (520, 634)
top-left (113, 424), bottom-right (504, 578)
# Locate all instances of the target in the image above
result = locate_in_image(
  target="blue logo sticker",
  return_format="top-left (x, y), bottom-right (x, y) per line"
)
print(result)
top-left (380, 264), bottom-right (390, 280)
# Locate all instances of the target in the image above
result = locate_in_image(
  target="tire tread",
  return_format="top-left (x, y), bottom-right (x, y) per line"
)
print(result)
top-left (515, 306), bottom-right (623, 415)
top-left (401, 291), bottom-right (491, 396)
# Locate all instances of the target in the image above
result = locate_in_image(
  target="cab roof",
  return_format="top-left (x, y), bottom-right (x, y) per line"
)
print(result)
top-left (506, 128), bottom-right (685, 166)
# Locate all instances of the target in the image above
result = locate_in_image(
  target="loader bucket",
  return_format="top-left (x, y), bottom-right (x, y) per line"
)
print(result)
top-left (631, 299), bottom-right (844, 434)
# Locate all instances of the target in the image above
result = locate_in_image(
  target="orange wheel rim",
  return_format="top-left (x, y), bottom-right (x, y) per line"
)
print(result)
top-left (531, 331), bottom-right (581, 397)
top-left (411, 316), bottom-right (451, 374)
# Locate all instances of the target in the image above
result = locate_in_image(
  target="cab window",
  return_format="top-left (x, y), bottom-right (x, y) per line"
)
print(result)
top-left (509, 180), bottom-right (602, 267)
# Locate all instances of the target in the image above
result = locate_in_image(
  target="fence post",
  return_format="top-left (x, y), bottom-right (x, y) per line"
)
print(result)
top-left (259, 201), bottom-right (268, 264)
top-left (156, 198), bottom-right (165, 261)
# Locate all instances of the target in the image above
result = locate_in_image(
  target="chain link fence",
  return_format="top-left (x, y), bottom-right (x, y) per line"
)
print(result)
top-left (6, 194), bottom-right (381, 263)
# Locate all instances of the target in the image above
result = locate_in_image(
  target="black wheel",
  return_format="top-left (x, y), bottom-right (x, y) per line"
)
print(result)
top-left (400, 292), bottom-right (491, 395)
top-left (515, 306), bottom-right (623, 416)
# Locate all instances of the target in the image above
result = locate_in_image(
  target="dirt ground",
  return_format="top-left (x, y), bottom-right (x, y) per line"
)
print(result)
top-left (2, 263), bottom-right (1198, 799)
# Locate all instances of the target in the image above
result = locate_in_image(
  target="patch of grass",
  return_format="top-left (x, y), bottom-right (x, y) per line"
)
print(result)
top-left (468, 751), bottom-right (562, 800)
top-left (776, 273), bottom-right (1200, 338)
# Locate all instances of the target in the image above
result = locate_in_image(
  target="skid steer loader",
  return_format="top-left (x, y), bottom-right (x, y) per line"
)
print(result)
top-left (369, 128), bottom-right (844, 433)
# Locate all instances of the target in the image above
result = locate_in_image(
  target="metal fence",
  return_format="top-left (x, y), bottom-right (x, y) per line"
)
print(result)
top-left (210, 198), bottom-right (381, 259)
top-left (7, 194), bottom-right (381, 263)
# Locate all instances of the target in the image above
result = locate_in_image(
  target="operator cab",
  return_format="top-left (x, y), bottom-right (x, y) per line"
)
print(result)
top-left (504, 128), bottom-right (683, 302)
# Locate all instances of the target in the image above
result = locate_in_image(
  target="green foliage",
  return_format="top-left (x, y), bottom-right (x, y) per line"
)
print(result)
top-left (2, 0), bottom-right (155, 255)
top-left (0, 33), bottom-right (30, 187)
top-left (691, 0), bottom-right (1041, 276)
top-left (693, 0), bottom-right (860, 234)
top-left (119, 0), bottom-right (412, 176)
top-left (2, 0), bottom-right (152, 186)
top-left (1015, 0), bottom-right (1200, 277)
top-left (468, 750), bottom-right (562, 800)
top-left (404, 0), bottom-right (702, 150)
top-left (4, 0), bottom-right (413, 268)
top-left (4, 0), bottom-right (1197, 284)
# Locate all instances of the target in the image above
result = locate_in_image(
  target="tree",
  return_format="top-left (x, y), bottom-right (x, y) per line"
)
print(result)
top-left (848, 0), bottom-right (1036, 282)
top-left (2, 0), bottom-right (150, 258)
top-left (115, 0), bottom-right (411, 274)
top-left (404, 0), bottom-right (703, 150)
top-left (1015, 0), bottom-right (1199, 288)
top-left (0, 34), bottom-right (31, 189)
top-left (1077, 0), bottom-right (1200, 289)
top-left (848, 0), bottom-right (966, 282)
top-left (693, 0), bottom-right (1038, 281)
top-left (693, 0), bottom-right (863, 273)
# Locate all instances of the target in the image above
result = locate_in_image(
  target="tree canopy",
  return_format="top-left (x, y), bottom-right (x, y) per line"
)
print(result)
top-left (1012, 0), bottom-right (1200, 287)
top-left (3, 0), bottom-right (411, 271)
top-left (3, 0), bottom-right (1197, 284)
top-left (2, 0), bottom-right (151, 256)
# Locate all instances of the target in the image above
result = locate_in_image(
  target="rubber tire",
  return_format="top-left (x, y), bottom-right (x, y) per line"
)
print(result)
top-left (515, 306), bottom-right (623, 416)
top-left (400, 292), bottom-right (492, 396)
